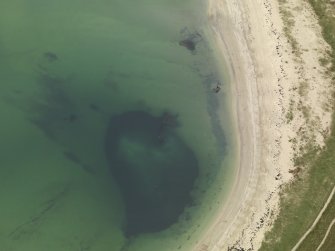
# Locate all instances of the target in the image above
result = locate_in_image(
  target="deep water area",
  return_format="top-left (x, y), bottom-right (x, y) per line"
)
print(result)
top-left (105, 111), bottom-right (199, 236)
top-left (0, 0), bottom-right (234, 250)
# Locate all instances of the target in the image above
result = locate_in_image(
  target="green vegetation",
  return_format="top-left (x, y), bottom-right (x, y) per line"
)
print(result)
top-left (286, 110), bottom-right (294, 123)
top-left (309, 0), bottom-right (335, 72)
top-left (297, 191), bottom-right (335, 250)
top-left (298, 81), bottom-right (309, 97)
top-left (286, 99), bottom-right (295, 123)
top-left (319, 222), bottom-right (335, 251)
top-left (278, 0), bottom-right (301, 56)
top-left (319, 57), bottom-right (330, 67)
top-left (260, 0), bottom-right (335, 250)
top-left (260, 117), bottom-right (335, 250)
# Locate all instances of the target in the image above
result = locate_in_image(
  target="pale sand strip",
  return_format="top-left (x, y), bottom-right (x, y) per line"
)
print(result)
top-left (192, 0), bottom-right (333, 250)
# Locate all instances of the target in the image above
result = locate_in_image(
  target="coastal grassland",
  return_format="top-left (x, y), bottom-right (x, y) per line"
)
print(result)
top-left (278, 0), bottom-right (301, 57)
top-left (309, 0), bottom-right (335, 72)
top-left (296, 187), bottom-right (335, 250)
top-left (260, 0), bottom-right (335, 250)
top-left (318, 222), bottom-right (335, 251)
top-left (260, 117), bottom-right (335, 251)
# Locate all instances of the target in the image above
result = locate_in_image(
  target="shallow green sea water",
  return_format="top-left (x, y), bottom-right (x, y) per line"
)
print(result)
top-left (0, 0), bottom-right (235, 250)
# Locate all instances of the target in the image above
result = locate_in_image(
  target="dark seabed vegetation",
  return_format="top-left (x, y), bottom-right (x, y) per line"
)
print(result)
top-left (0, 0), bottom-right (235, 250)
top-left (105, 111), bottom-right (198, 237)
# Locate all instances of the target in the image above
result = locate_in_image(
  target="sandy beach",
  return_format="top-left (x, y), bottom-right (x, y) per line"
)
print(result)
top-left (194, 0), bottom-right (334, 250)
top-left (0, 0), bottom-right (333, 250)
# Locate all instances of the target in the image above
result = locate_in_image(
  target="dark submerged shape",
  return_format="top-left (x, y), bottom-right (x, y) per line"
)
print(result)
top-left (179, 39), bottom-right (196, 51)
top-left (43, 52), bottom-right (58, 62)
top-left (179, 29), bottom-right (202, 52)
top-left (105, 111), bottom-right (199, 237)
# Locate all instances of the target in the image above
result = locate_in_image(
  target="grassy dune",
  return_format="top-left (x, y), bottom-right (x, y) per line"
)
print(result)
top-left (260, 0), bottom-right (335, 250)
top-left (318, 222), bottom-right (335, 251)
top-left (260, 115), bottom-right (335, 250)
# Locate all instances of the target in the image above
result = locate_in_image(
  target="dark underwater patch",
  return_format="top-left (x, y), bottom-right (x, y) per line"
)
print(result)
top-left (105, 111), bottom-right (199, 237)
top-left (179, 28), bottom-right (202, 53)
top-left (179, 38), bottom-right (196, 51)
top-left (43, 52), bottom-right (58, 62)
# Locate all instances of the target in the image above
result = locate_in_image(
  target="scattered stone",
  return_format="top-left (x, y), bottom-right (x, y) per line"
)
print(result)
top-left (179, 38), bottom-right (196, 51)
top-left (213, 82), bottom-right (221, 93)
top-left (43, 52), bottom-right (58, 62)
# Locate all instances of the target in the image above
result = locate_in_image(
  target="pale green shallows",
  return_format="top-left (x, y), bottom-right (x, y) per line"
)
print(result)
top-left (0, 0), bottom-right (235, 250)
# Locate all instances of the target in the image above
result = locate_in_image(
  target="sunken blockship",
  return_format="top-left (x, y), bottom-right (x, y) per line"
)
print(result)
top-left (105, 111), bottom-right (199, 237)
top-left (179, 38), bottom-right (196, 51)
top-left (179, 29), bottom-right (202, 52)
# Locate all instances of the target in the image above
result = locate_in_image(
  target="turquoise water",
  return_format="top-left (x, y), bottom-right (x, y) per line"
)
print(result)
top-left (0, 0), bottom-right (235, 250)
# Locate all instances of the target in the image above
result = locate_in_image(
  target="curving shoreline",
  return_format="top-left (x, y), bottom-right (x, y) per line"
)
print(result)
top-left (196, 1), bottom-right (263, 249)
top-left (193, 0), bottom-right (334, 250)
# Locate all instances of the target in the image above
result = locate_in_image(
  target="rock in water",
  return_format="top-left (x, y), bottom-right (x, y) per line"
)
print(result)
top-left (179, 38), bottom-right (196, 51)
top-left (105, 111), bottom-right (198, 237)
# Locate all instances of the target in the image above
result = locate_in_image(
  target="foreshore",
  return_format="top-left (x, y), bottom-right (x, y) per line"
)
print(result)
top-left (193, 0), bottom-right (333, 250)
